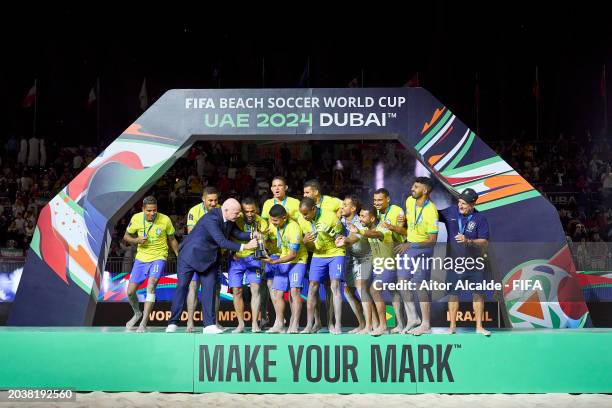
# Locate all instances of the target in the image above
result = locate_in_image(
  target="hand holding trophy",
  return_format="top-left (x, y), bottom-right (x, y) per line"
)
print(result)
top-left (251, 227), bottom-right (267, 260)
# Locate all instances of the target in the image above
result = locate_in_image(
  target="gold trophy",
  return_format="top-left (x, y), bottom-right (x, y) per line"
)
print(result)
top-left (251, 225), bottom-right (267, 260)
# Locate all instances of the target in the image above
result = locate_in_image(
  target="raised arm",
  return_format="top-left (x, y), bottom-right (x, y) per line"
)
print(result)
top-left (204, 217), bottom-right (243, 252)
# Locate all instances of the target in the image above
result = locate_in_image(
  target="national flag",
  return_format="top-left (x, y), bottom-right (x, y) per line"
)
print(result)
top-left (475, 73), bottom-right (480, 110)
top-left (532, 66), bottom-right (540, 101)
top-left (298, 58), bottom-right (310, 87)
top-left (22, 81), bottom-right (37, 108)
top-left (87, 85), bottom-right (97, 109)
top-left (601, 64), bottom-right (607, 99)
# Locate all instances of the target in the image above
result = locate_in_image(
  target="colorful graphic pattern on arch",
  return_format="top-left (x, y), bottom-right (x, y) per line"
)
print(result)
top-left (8, 88), bottom-right (589, 327)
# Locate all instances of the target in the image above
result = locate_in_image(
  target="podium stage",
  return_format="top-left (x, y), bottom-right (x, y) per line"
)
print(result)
top-left (0, 327), bottom-right (610, 393)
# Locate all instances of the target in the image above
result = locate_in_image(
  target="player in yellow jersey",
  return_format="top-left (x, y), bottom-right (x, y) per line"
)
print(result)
top-left (228, 197), bottom-right (268, 333)
top-left (303, 179), bottom-right (343, 217)
top-left (339, 204), bottom-right (397, 336)
top-left (260, 176), bottom-right (300, 328)
top-left (185, 187), bottom-right (222, 332)
top-left (298, 197), bottom-right (345, 334)
top-left (261, 176), bottom-right (301, 221)
top-left (186, 187), bottom-right (220, 233)
top-left (335, 197), bottom-right (378, 335)
top-left (263, 204), bottom-right (308, 333)
top-left (373, 188), bottom-right (406, 244)
top-left (302, 179), bottom-right (343, 329)
top-left (373, 188), bottom-right (407, 333)
top-left (123, 196), bottom-right (179, 332)
top-left (394, 177), bottom-right (439, 335)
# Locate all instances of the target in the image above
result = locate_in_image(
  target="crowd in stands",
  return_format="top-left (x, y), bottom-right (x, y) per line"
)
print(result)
top-left (491, 131), bottom-right (612, 270)
top-left (0, 135), bottom-right (101, 256)
top-left (0, 133), bottom-right (611, 271)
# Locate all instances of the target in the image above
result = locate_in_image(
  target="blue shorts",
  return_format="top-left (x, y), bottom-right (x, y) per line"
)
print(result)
top-left (265, 255), bottom-right (280, 280)
top-left (309, 256), bottom-right (345, 283)
top-left (396, 247), bottom-right (433, 283)
top-left (130, 259), bottom-right (166, 284)
top-left (271, 263), bottom-right (308, 291)
top-left (371, 268), bottom-right (397, 286)
top-left (270, 263), bottom-right (290, 292)
top-left (289, 263), bottom-right (307, 289)
top-left (228, 256), bottom-right (263, 288)
top-left (369, 269), bottom-right (397, 302)
top-left (446, 270), bottom-right (485, 295)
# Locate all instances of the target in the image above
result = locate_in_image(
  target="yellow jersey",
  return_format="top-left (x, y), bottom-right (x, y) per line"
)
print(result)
top-left (186, 203), bottom-right (220, 231)
top-left (267, 219), bottom-right (308, 264)
top-left (297, 208), bottom-right (345, 258)
top-left (233, 215), bottom-right (269, 258)
top-left (261, 196), bottom-right (301, 221)
top-left (405, 196), bottom-right (439, 243)
top-left (317, 194), bottom-right (343, 215)
top-left (368, 224), bottom-right (395, 270)
top-left (126, 212), bottom-right (175, 262)
top-left (377, 204), bottom-right (406, 243)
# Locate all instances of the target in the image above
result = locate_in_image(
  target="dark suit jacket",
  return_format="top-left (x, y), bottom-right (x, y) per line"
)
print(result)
top-left (179, 208), bottom-right (251, 272)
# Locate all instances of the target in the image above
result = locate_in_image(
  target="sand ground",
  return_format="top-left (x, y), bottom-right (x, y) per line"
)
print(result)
top-left (1, 392), bottom-right (610, 408)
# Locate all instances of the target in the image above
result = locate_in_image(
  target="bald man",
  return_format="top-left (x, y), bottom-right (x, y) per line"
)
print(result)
top-left (167, 199), bottom-right (259, 334)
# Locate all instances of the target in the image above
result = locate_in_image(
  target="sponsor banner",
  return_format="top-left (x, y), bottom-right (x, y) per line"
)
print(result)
top-left (0, 327), bottom-right (610, 393)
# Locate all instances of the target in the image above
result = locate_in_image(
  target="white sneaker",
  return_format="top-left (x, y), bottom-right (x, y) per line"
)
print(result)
top-left (203, 325), bottom-right (224, 334)
top-left (165, 324), bottom-right (178, 333)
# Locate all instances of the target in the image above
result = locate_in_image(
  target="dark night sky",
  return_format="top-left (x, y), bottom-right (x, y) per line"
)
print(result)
top-left (2, 5), bottom-right (611, 147)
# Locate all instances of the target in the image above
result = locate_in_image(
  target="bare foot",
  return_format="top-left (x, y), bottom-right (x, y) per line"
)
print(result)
top-left (136, 325), bottom-right (146, 333)
top-left (447, 326), bottom-right (456, 334)
top-left (357, 327), bottom-right (372, 335)
top-left (300, 326), bottom-right (315, 334)
top-left (370, 327), bottom-right (388, 336)
top-left (401, 323), bottom-right (419, 334)
top-left (267, 325), bottom-right (285, 334)
top-left (186, 326), bottom-right (197, 333)
top-left (232, 325), bottom-right (245, 334)
top-left (125, 312), bottom-right (143, 329)
top-left (408, 324), bottom-right (431, 336)
top-left (477, 327), bottom-right (491, 336)
top-left (391, 325), bottom-right (404, 334)
top-left (401, 319), bottom-right (421, 334)
top-left (349, 326), bottom-right (364, 334)
top-left (330, 326), bottom-right (342, 335)
top-left (251, 326), bottom-right (262, 333)
top-left (287, 327), bottom-right (299, 334)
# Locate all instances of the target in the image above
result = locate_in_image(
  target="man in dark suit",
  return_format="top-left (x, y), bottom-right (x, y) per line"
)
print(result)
top-left (166, 198), bottom-right (259, 334)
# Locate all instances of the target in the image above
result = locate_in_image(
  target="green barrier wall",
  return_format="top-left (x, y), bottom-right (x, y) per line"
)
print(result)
top-left (1, 328), bottom-right (610, 393)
